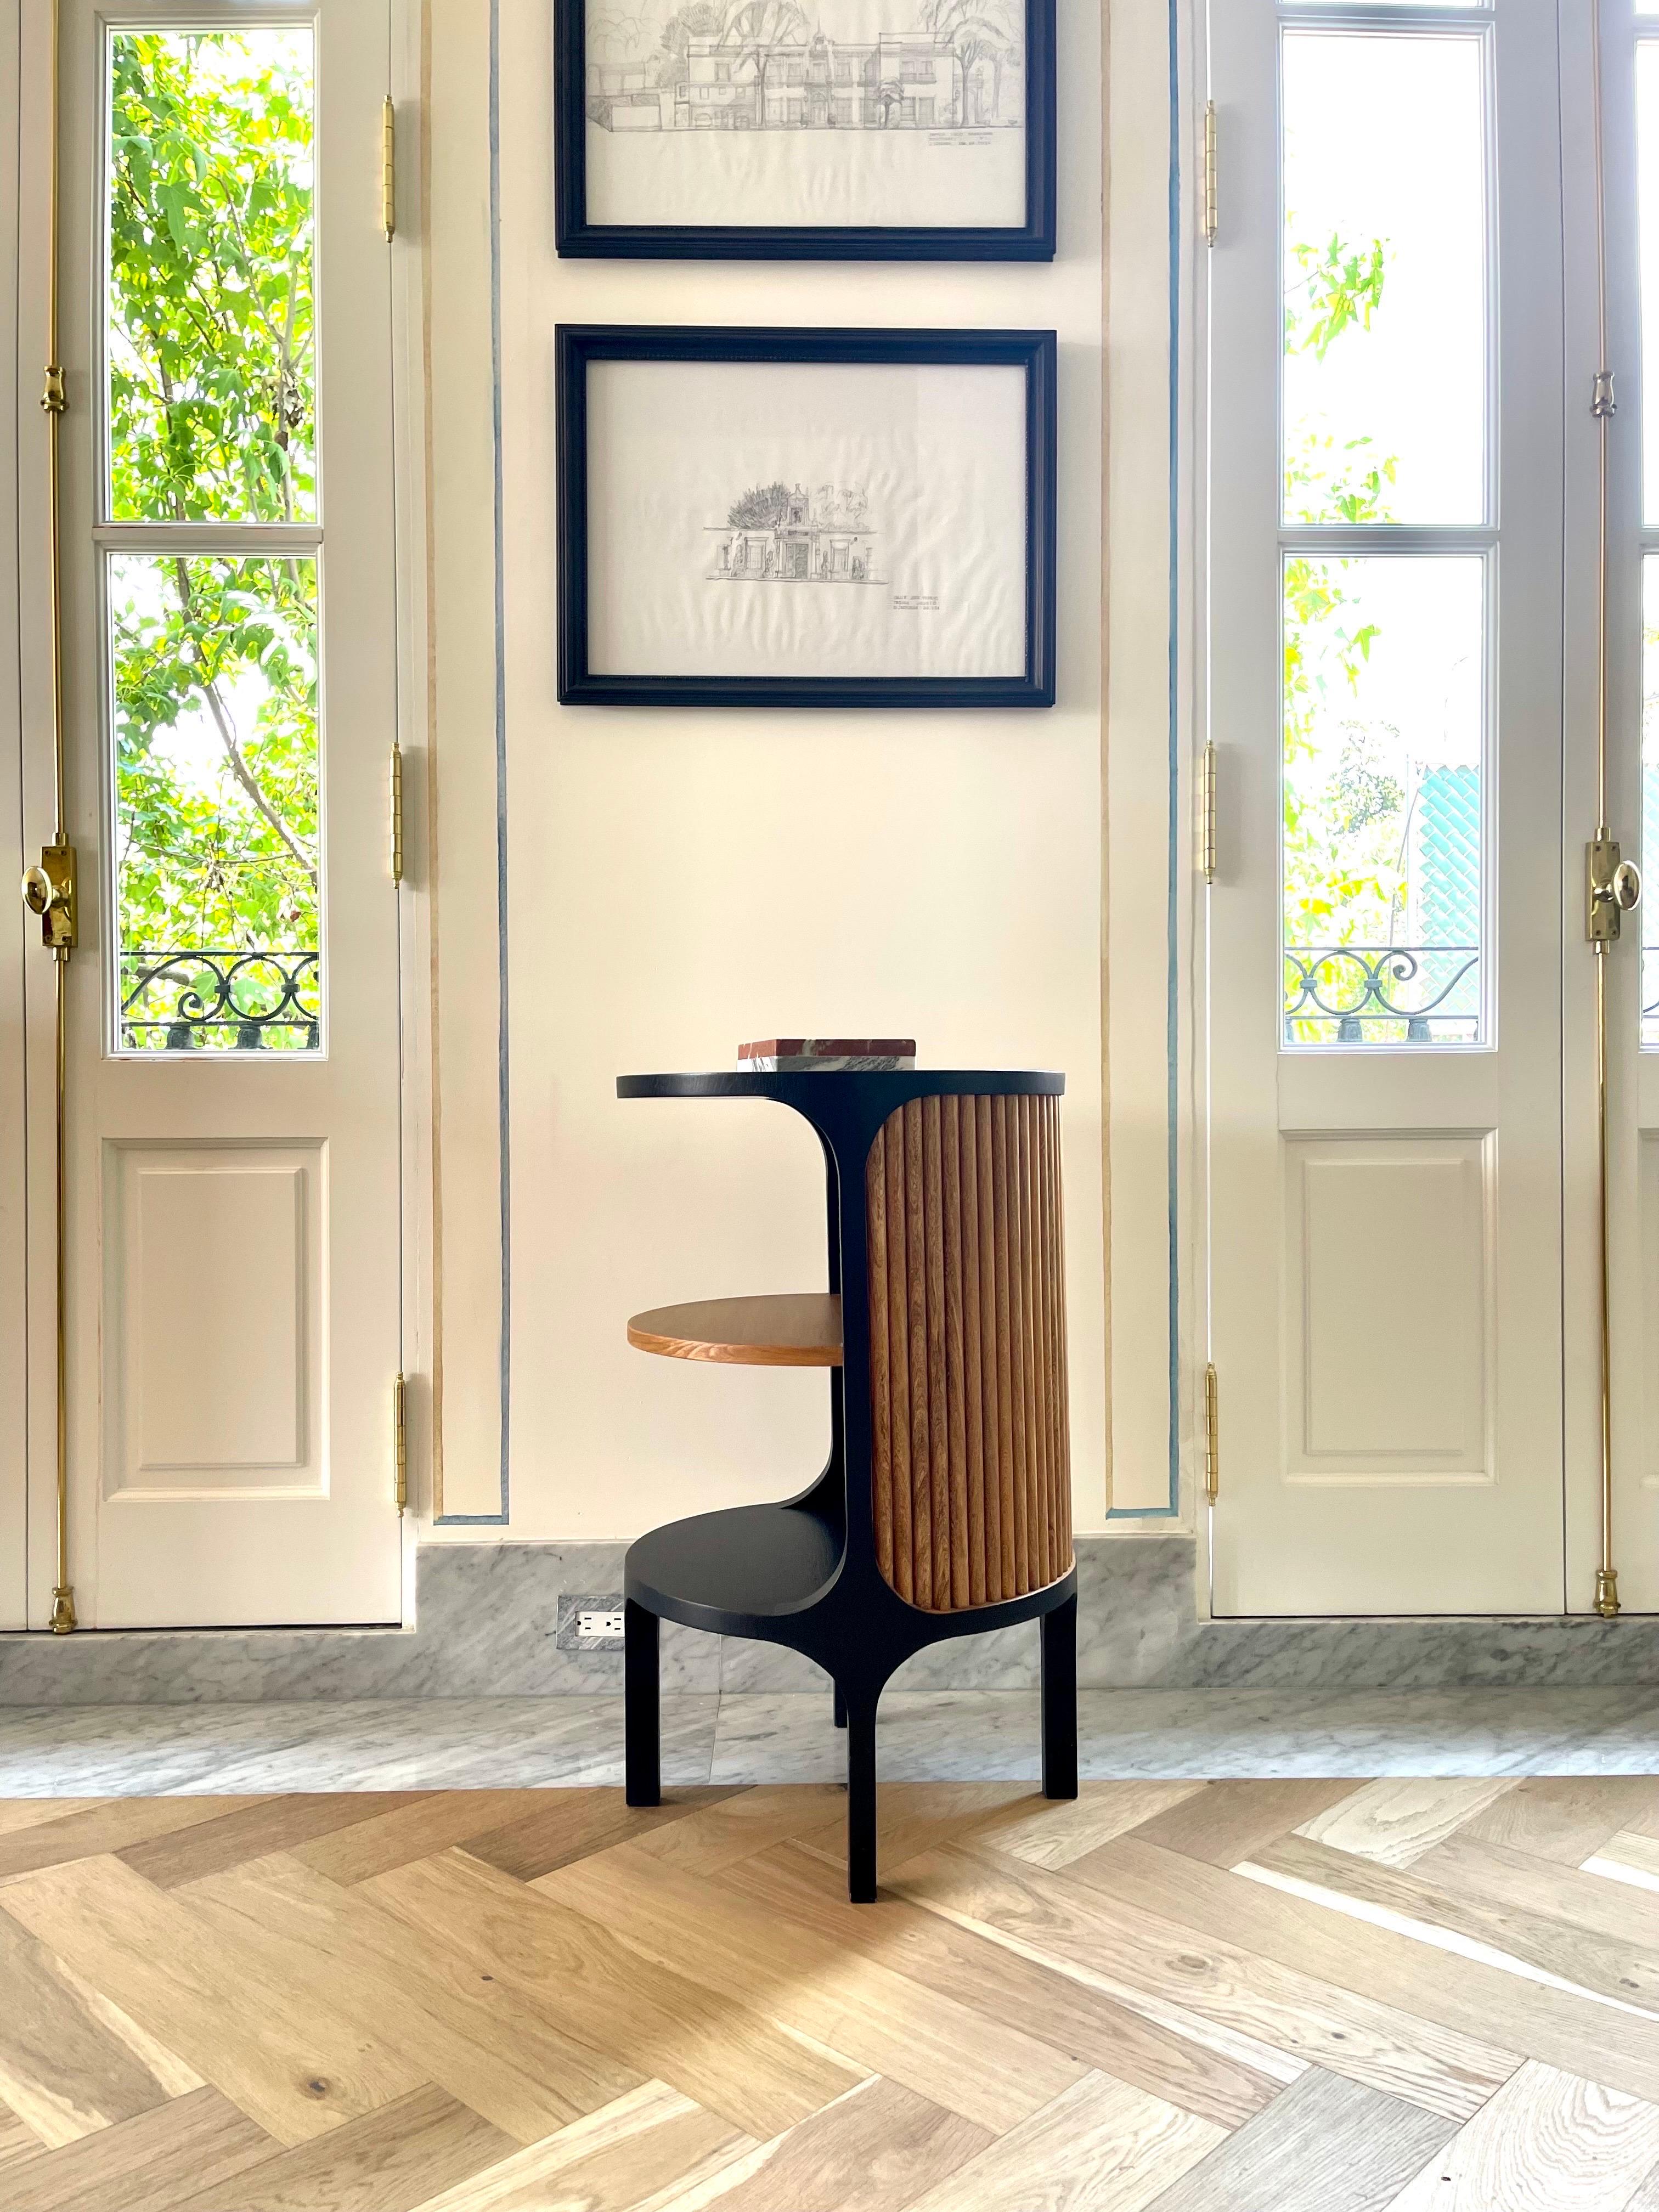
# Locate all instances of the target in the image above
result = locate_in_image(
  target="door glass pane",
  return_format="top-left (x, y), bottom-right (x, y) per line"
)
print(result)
top-left (1283, 556), bottom-right (1485, 1047)
top-left (1639, 45), bottom-right (1659, 523)
top-left (1282, 31), bottom-right (1486, 527)
top-left (106, 28), bottom-right (315, 523)
top-left (111, 555), bottom-right (320, 1054)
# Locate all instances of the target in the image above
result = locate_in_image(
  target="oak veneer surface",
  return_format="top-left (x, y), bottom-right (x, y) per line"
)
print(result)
top-left (866, 1093), bottom-right (1072, 1612)
top-left (626, 1293), bottom-right (843, 1367)
top-left (6, 1775), bottom-right (1659, 2209)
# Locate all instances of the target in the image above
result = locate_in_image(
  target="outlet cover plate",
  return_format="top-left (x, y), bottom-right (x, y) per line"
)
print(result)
top-left (554, 1593), bottom-right (626, 1652)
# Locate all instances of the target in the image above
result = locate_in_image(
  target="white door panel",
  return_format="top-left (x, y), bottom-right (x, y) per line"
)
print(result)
top-left (1208, 0), bottom-right (1567, 1615)
top-left (16, 0), bottom-right (403, 1627)
top-left (1579, 4), bottom-right (1659, 1615)
top-left (0, 5), bottom-right (24, 1630)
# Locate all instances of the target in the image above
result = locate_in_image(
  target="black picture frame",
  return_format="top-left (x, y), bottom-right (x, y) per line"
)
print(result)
top-left (553, 0), bottom-right (1056, 261)
top-left (556, 324), bottom-right (1058, 710)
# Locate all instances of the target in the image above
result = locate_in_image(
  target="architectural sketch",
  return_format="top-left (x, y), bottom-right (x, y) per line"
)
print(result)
top-left (587, 0), bottom-right (1023, 134)
top-left (706, 481), bottom-right (883, 583)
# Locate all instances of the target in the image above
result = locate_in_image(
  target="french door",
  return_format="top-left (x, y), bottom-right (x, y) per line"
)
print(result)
top-left (8, 0), bottom-right (404, 1627)
top-left (1208, 0), bottom-right (1659, 1615)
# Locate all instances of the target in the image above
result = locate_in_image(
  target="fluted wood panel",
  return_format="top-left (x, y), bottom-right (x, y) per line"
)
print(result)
top-left (866, 1095), bottom-right (1071, 1610)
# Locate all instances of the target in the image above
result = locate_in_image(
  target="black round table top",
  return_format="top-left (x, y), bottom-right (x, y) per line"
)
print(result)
top-left (617, 1068), bottom-right (1064, 1100)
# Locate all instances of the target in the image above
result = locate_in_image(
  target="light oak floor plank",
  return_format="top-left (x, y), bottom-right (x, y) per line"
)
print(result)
top-left (891, 1843), bottom-right (1514, 2120)
top-left (371, 1847), bottom-right (870, 2140)
top-left (0, 1906), bottom-right (182, 2146)
top-left (289, 1791), bottom-right (567, 1887)
top-left (0, 1855), bottom-right (427, 2143)
top-left (646, 2075), bottom-right (991, 2212)
top-left (405, 2082), bottom-right (751, 2212)
top-left (535, 1833), bottom-right (1090, 2132)
top-left (183, 1849), bottom-right (644, 2142)
top-left (792, 1782), bottom-right (1047, 1878)
top-left (1457, 1778), bottom-right (1659, 1867)
top-left (1245, 1831), bottom-right (1659, 2018)
top-left (170, 2082), bottom-right (515, 2212)
top-left (718, 1840), bottom-right (1284, 2129)
top-left (629, 1785), bottom-right (857, 1875)
top-left (450, 1790), bottom-right (746, 1887)
top-left (0, 1802), bottom-right (99, 1839)
top-left (976, 1781), bottom-right (1213, 1871)
top-left (1139, 2066), bottom-right (1454, 2212)
top-left (1076, 1835), bottom-right (1659, 2105)
top-left (899, 2070), bottom-right (1226, 2212)
top-left (1293, 1780), bottom-right (1517, 1870)
top-left (0, 2095), bottom-right (44, 2169)
top-left (1413, 1833), bottom-right (1659, 1954)
top-left (1585, 1831), bottom-right (1659, 1893)
top-left (1378, 2059), bottom-right (1659, 2210)
top-left (1125, 1780), bottom-right (1366, 1869)
top-left (0, 1798), bottom-right (252, 1883)
top-left (118, 1793), bottom-right (426, 1890)
top-left (0, 2085), bottom-right (271, 2212)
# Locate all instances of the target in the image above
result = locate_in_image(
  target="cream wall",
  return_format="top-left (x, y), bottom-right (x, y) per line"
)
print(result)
top-left (415, 0), bottom-right (1173, 1538)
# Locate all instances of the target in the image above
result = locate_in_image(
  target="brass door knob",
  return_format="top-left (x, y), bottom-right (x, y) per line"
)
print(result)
top-left (1613, 860), bottom-right (1642, 912)
top-left (22, 863), bottom-right (58, 915)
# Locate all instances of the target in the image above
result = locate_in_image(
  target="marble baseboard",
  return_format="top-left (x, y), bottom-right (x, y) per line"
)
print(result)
top-left (6, 1534), bottom-right (1659, 1705)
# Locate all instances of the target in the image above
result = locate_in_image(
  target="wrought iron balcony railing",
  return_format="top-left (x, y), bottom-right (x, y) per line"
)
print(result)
top-left (1284, 944), bottom-right (1480, 1043)
top-left (120, 949), bottom-right (320, 1051)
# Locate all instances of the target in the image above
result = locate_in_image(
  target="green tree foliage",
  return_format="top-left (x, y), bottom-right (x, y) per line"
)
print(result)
top-left (1281, 226), bottom-right (1410, 1008)
top-left (106, 31), bottom-right (318, 1047)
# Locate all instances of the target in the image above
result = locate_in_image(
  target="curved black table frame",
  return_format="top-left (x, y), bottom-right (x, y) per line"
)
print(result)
top-left (618, 1068), bottom-right (1079, 1901)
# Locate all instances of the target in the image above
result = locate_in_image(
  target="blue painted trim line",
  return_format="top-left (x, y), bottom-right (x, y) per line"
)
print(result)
top-left (1161, 0), bottom-right (1182, 1518)
top-left (437, 0), bottom-right (511, 1526)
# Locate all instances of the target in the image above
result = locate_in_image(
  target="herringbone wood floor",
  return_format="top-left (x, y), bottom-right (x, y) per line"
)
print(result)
top-left (4, 1779), bottom-right (1659, 2208)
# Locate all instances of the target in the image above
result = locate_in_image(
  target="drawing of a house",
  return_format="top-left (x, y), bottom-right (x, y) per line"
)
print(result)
top-left (707, 483), bottom-right (881, 583)
top-left (588, 22), bottom-right (1018, 132)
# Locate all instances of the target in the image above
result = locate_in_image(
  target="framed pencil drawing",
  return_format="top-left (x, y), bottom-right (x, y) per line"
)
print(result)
top-left (556, 326), bottom-right (1058, 709)
top-left (553, 0), bottom-right (1056, 259)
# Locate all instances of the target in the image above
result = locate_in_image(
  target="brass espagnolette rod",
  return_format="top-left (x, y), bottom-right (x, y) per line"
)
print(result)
top-left (20, 0), bottom-right (77, 1630)
top-left (1586, 0), bottom-right (1630, 1621)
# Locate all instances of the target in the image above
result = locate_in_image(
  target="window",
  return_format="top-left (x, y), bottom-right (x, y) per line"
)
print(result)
top-left (103, 29), bottom-right (321, 1053)
top-left (1278, 25), bottom-right (1489, 1047)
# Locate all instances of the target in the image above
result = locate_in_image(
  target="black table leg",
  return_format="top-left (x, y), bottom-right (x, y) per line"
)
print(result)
top-left (1041, 1592), bottom-right (1078, 1801)
top-left (625, 1600), bottom-right (661, 1807)
top-left (845, 1686), bottom-right (879, 1901)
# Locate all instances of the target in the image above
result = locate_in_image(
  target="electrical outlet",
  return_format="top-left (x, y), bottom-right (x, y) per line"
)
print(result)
top-left (554, 1592), bottom-right (627, 1652)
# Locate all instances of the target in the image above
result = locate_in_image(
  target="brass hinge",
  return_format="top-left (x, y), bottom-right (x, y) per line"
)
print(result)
top-left (381, 96), bottom-right (396, 241)
top-left (1203, 100), bottom-right (1218, 247)
top-left (390, 743), bottom-right (404, 885)
top-left (393, 1372), bottom-right (408, 1513)
top-left (1199, 741), bottom-right (1217, 885)
top-left (21, 840), bottom-right (77, 953)
top-left (1203, 1363), bottom-right (1220, 1503)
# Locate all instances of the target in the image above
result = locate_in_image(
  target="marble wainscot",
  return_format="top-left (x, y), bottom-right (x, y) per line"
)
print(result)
top-left (9, 1536), bottom-right (1659, 1703)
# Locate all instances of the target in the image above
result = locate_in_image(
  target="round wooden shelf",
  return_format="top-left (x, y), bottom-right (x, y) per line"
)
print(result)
top-left (626, 1293), bottom-right (843, 1368)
